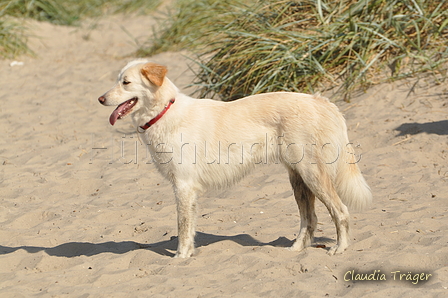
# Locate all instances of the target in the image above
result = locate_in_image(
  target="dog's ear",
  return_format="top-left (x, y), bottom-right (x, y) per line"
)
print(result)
top-left (141, 63), bottom-right (168, 87)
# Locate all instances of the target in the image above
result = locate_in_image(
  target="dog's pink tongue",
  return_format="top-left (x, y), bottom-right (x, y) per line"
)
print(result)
top-left (109, 106), bottom-right (124, 126)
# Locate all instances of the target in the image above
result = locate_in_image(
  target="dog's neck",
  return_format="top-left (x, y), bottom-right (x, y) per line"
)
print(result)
top-left (133, 77), bottom-right (179, 132)
top-left (137, 98), bottom-right (175, 132)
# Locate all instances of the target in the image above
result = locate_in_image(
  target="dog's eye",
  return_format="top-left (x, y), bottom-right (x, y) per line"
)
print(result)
top-left (123, 80), bottom-right (131, 85)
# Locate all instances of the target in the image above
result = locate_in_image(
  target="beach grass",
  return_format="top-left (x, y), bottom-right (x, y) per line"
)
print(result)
top-left (142, 0), bottom-right (448, 100)
top-left (3, 0), bottom-right (447, 99)
top-left (0, 19), bottom-right (30, 58)
top-left (136, 0), bottom-right (253, 57)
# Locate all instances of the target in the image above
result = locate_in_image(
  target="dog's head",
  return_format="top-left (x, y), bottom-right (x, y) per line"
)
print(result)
top-left (98, 60), bottom-right (168, 125)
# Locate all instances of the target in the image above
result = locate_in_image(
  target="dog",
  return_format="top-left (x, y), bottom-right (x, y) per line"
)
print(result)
top-left (98, 59), bottom-right (372, 258)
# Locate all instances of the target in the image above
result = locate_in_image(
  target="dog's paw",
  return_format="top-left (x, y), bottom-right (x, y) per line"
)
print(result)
top-left (286, 247), bottom-right (307, 254)
top-left (174, 249), bottom-right (194, 258)
top-left (174, 252), bottom-right (187, 258)
top-left (287, 237), bottom-right (311, 252)
top-left (286, 244), bottom-right (307, 252)
top-left (327, 244), bottom-right (347, 256)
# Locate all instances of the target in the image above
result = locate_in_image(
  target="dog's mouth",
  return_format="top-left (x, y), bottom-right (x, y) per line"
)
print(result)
top-left (109, 97), bottom-right (138, 125)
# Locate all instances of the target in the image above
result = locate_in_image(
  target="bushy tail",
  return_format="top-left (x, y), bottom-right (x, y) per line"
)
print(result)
top-left (336, 167), bottom-right (372, 210)
top-left (335, 146), bottom-right (372, 210)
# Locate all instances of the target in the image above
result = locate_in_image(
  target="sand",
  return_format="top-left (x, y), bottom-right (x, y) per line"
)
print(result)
top-left (0, 11), bottom-right (447, 298)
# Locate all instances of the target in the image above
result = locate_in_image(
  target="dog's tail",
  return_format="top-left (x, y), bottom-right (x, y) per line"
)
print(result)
top-left (335, 144), bottom-right (372, 211)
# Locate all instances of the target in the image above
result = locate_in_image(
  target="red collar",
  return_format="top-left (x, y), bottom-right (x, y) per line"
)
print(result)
top-left (138, 99), bottom-right (175, 132)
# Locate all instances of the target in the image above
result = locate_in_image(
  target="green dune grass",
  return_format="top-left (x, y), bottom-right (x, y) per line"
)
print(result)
top-left (143, 0), bottom-right (448, 100)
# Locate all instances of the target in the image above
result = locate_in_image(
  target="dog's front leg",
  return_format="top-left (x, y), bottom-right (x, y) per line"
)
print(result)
top-left (173, 185), bottom-right (198, 258)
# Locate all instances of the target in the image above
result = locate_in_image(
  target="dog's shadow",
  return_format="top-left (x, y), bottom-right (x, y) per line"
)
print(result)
top-left (0, 233), bottom-right (334, 258)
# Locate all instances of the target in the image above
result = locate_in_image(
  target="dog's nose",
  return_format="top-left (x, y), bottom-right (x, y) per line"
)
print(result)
top-left (98, 96), bottom-right (106, 104)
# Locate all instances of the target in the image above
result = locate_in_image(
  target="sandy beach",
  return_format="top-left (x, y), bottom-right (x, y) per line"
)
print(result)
top-left (0, 11), bottom-right (447, 297)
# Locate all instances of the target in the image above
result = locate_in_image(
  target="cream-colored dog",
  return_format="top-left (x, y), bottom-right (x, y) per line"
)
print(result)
top-left (98, 59), bottom-right (372, 258)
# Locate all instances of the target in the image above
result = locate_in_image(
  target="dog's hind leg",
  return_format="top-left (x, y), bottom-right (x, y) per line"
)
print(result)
top-left (319, 191), bottom-right (350, 255)
top-left (300, 166), bottom-right (351, 255)
top-left (287, 169), bottom-right (317, 252)
top-left (173, 183), bottom-right (198, 258)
